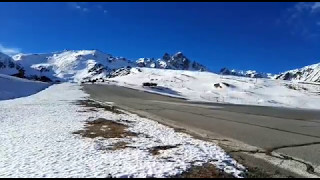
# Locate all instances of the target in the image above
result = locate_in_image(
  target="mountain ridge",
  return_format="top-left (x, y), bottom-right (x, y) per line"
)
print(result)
top-left (275, 62), bottom-right (320, 82)
top-left (0, 50), bottom-right (207, 82)
top-left (1, 50), bottom-right (319, 83)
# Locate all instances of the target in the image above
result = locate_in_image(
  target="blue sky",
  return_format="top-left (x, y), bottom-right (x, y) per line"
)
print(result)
top-left (0, 2), bottom-right (319, 73)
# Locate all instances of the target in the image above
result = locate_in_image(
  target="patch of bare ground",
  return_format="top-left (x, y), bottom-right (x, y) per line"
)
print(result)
top-left (172, 163), bottom-right (234, 178)
top-left (72, 100), bottom-right (254, 178)
top-left (111, 141), bottom-right (130, 150)
top-left (75, 99), bottom-right (125, 114)
top-left (73, 118), bottom-right (138, 139)
top-left (149, 145), bottom-right (180, 156)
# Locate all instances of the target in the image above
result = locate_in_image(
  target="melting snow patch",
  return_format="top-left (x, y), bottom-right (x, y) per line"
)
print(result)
top-left (0, 83), bottom-right (245, 178)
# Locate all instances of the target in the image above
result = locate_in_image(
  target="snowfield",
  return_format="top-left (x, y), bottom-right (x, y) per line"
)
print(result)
top-left (0, 83), bottom-right (245, 178)
top-left (0, 74), bottom-right (49, 100)
top-left (104, 68), bottom-right (320, 110)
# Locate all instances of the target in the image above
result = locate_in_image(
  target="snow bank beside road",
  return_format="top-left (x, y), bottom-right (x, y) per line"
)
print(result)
top-left (0, 74), bottom-right (49, 100)
top-left (0, 83), bottom-right (245, 178)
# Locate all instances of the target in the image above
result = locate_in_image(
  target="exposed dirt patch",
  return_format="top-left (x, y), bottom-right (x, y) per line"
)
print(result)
top-left (111, 141), bottom-right (130, 150)
top-left (75, 99), bottom-right (125, 114)
top-left (73, 118), bottom-right (138, 139)
top-left (172, 163), bottom-right (234, 178)
top-left (173, 127), bottom-right (188, 133)
top-left (149, 145), bottom-right (180, 155)
top-left (76, 108), bottom-right (99, 113)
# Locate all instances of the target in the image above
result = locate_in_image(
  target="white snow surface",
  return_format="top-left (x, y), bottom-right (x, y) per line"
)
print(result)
top-left (0, 74), bottom-right (49, 100)
top-left (105, 68), bottom-right (320, 110)
top-left (0, 83), bottom-right (245, 178)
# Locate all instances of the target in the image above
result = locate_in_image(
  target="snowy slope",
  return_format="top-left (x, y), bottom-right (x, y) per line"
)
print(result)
top-left (0, 52), bottom-right (22, 75)
top-left (103, 68), bottom-right (320, 110)
top-left (0, 74), bottom-right (49, 100)
top-left (275, 63), bottom-right (320, 82)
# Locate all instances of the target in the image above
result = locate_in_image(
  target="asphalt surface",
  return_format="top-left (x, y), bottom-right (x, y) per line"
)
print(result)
top-left (83, 84), bottom-right (320, 176)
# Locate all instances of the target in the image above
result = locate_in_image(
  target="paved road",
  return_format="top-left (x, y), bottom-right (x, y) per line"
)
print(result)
top-left (83, 84), bottom-right (320, 177)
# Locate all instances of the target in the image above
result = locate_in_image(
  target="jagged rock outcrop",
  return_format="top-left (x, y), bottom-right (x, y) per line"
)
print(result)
top-left (275, 63), bottom-right (320, 82)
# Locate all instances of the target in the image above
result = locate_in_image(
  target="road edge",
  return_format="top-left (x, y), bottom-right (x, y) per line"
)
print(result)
top-left (97, 101), bottom-right (317, 178)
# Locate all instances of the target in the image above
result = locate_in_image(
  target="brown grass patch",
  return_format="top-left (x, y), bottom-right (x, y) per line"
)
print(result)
top-left (73, 118), bottom-right (138, 139)
top-left (75, 100), bottom-right (125, 114)
top-left (172, 163), bottom-right (235, 178)
top-left (112, 141), bottom-right (130, 150)
top-left (149, 145), bottom-right (179, 155)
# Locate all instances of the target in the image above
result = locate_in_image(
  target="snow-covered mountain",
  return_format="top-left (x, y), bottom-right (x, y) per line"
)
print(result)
top-left (11, 50), bottom-right (135, 82)
top-left (220, 62), bottom-right (320, 83)
top-left (275, 63), bottom-right (320, 82)
top-left (0, 50), bottom-right (208, 82)
top-left (219, 67), bottom-right (274, 79)
top-left (0, 52), bottom-right (23, 76)
top-left (136, 52), bottom-right (207, 71)
top-left (3, 48), bottom-right (320, 83)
